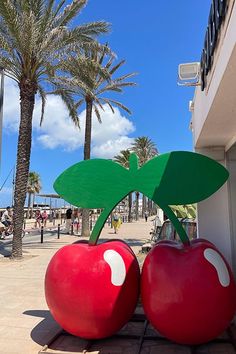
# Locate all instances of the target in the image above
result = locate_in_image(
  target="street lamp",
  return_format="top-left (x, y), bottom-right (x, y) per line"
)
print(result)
top-left (0, 67), bottom-right (4, 175)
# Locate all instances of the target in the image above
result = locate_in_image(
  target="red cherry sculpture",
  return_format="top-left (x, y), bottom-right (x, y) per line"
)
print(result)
top-left (141, 239), bottom-right (236, 345)
top-left (45, 240), bottom-right (140, 339)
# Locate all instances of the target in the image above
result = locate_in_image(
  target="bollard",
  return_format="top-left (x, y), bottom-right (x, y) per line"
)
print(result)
top-left (71, 223), bottom-right (74, 235)
top-left (111, 213), bottom-right (113, 228)
top-left (41, 225), bottom-right (44, 243)
top-left (90, 219), bottom-right (93, 231)
top-left (57, 224), bottom-right (60, 239)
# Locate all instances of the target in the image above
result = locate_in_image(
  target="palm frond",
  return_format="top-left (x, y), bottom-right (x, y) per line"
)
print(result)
top-left (0, 1), bottom-right (20, 43)
top-left (53, 0), bottom-right (87, 27)
top-left (51, 87), bottom-right (80, 128)
top-left (101, 98), bottom-right (132, 115)
top-left (115, 72), bottom-right (138, 82)
top-left (96, 84), bottom-right (123, 95)
top-left (52, 0), bottom-right (66, 18)
top-left (37, 84), bottom-right (47, 126)
top-left (131, 137), bottom-right (158, 166)
top-left (75, 98), bottom-right (84, 110)
top-left (0, 56), bottom-right (21, 81)
top-left (112, 81), bottom-right (137, 88)
top-left (93, 104), bottom-right (102, 123)
top-left (104, 100), bottom-right (115, 114)
top-left (109, 59), bottom-right (125, 75)
top-left (38, 0), bottom-right (59, 34)
top-left (114, 149), bottom-right (131, 168)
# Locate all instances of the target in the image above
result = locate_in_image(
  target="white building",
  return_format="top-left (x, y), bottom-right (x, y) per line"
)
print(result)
top-left (191, 0), bottom-right (236, 273)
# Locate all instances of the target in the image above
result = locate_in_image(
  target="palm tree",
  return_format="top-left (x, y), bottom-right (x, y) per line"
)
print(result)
top-left (55, 46), bottom-right (137, 236)
top-left (0, 0), bottom-right (109, 258)
top-left (114, 150), bottom-right (133, 222)
top-left (131, 136), bottom-right (158, 165)
top-left (131, 136), bottom-right (158, 219)
top-left (26, 171), bottom-right (41, 219)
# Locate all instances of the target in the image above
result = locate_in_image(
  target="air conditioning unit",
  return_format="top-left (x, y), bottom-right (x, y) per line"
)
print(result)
top-left (178, 62), bottom-right (200, 81)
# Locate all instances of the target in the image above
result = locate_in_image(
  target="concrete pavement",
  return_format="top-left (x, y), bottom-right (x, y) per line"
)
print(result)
top-left (0, 218), bottom-right (152, 354)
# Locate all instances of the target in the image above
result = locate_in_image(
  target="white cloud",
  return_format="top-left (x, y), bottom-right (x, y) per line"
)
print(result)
top-left (3, 78), bottom-right (20, 132)
top-left (3, 77), bottom-right (135, 158)
top-left (92, 136), bottom-right (134, 159)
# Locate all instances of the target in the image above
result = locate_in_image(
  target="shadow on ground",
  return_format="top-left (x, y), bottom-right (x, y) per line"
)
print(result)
top-left (24, 309), bottom-right (144, 353)
top-left (23, 309), bottom-right (61, 347)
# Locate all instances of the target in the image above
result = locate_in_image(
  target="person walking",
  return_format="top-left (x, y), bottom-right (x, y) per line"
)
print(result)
top-left (41, 210), bottom-right (48, 227)
top-left (144, 211), bottom-right (149, 222)
top-left (72, 209), bottom-right (80, 234)
top-left (112, 211), bottom-right (121, 234)
top-left (65, 208), bottom-right (73, 233)
top-left (34, 209), bottom-right (42, 228)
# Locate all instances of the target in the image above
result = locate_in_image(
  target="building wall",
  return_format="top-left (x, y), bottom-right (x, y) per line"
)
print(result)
top-left (196, 147), bottom-right (232, 266)
top-left (226, 145), bottom-right (236, 274)
top-left (190, 1), bottom-right (236, 270)
top-left (192, 0), bottom-right (236, 149)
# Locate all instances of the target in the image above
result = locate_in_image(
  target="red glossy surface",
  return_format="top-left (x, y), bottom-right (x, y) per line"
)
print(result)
top-left (45, 240), bottom-right (140, 339)
top-left (141, 239), bottom-right (236, 345)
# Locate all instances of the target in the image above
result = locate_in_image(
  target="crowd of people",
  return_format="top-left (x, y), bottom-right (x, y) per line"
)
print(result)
top-left (0, 207), bottom-right (50, 239)
top-left (0, 206), bottom-right (150, 240)
top-left (65, 208), bottom-right (81, 233)
top-left (34, 209), bottom-right (48, 228)
top-left (0, 207), bottom-right (80, 239)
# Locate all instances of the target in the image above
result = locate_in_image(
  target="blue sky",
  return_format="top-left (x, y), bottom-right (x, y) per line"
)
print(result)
top-left (0, 0), bottom-right (211, 207)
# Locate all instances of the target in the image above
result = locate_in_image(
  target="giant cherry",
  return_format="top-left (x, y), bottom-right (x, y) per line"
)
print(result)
top-left (141, 236), bottom-right (236, 344)
top-left (48, 151), bottom-right (235, 342)
top-left (45, 239), bottom-right (139, 338)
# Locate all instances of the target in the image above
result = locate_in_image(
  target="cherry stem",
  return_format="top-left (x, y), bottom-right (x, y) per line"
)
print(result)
top-left (159, 203), bottom-right (190, 245)
top-left (89, 208), bottom-right (112, 245)
top-left (89, 155), bottom-right (139, 246)
top-left (129, 153), bottom-right (139, 171)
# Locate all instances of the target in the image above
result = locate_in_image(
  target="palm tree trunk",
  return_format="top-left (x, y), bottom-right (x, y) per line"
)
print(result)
top-left (82, 97), bottom-right (93, 237)
top-left (31, 193), bottom-right (36, 217)
top-left (135, 191), bottom-right (139, 220)
top-left (128, 192), bottom-right (132, 222)
top-left (148, 198), bottom-right (152, 215)
top-left (12, 83), bottom-right (36, 258)
top-left (142, 194), bottom-right (146, 218)
top-left (27, 193), bottom-right (32, 219)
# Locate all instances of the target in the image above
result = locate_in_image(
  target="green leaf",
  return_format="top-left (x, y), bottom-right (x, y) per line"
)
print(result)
top-left (54, 151), bottom-right (229, 246)
top-left (136, 151), bottom-right (229, 205)
top-left (53, 159), bottom-right (132, 209)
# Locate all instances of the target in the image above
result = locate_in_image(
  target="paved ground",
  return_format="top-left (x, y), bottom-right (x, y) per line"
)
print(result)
top-left (0, 218), bottom-right (152, 354)
top-left (0, 218), bottom-right (235, 354)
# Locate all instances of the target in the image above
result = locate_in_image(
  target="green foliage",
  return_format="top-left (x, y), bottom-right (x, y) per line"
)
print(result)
top-left (131, 136), bottom-right (158, 166)
top-left (27, 171), bottom-right (41, 194)
top-left (113, 150), bottom-right (131, 169)
top-left (0, 0), bottom-right (110, 121)
top-left (51, 44), bottom-right (137, 121)
top-left (170, 204), bottom-right (196, 218)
